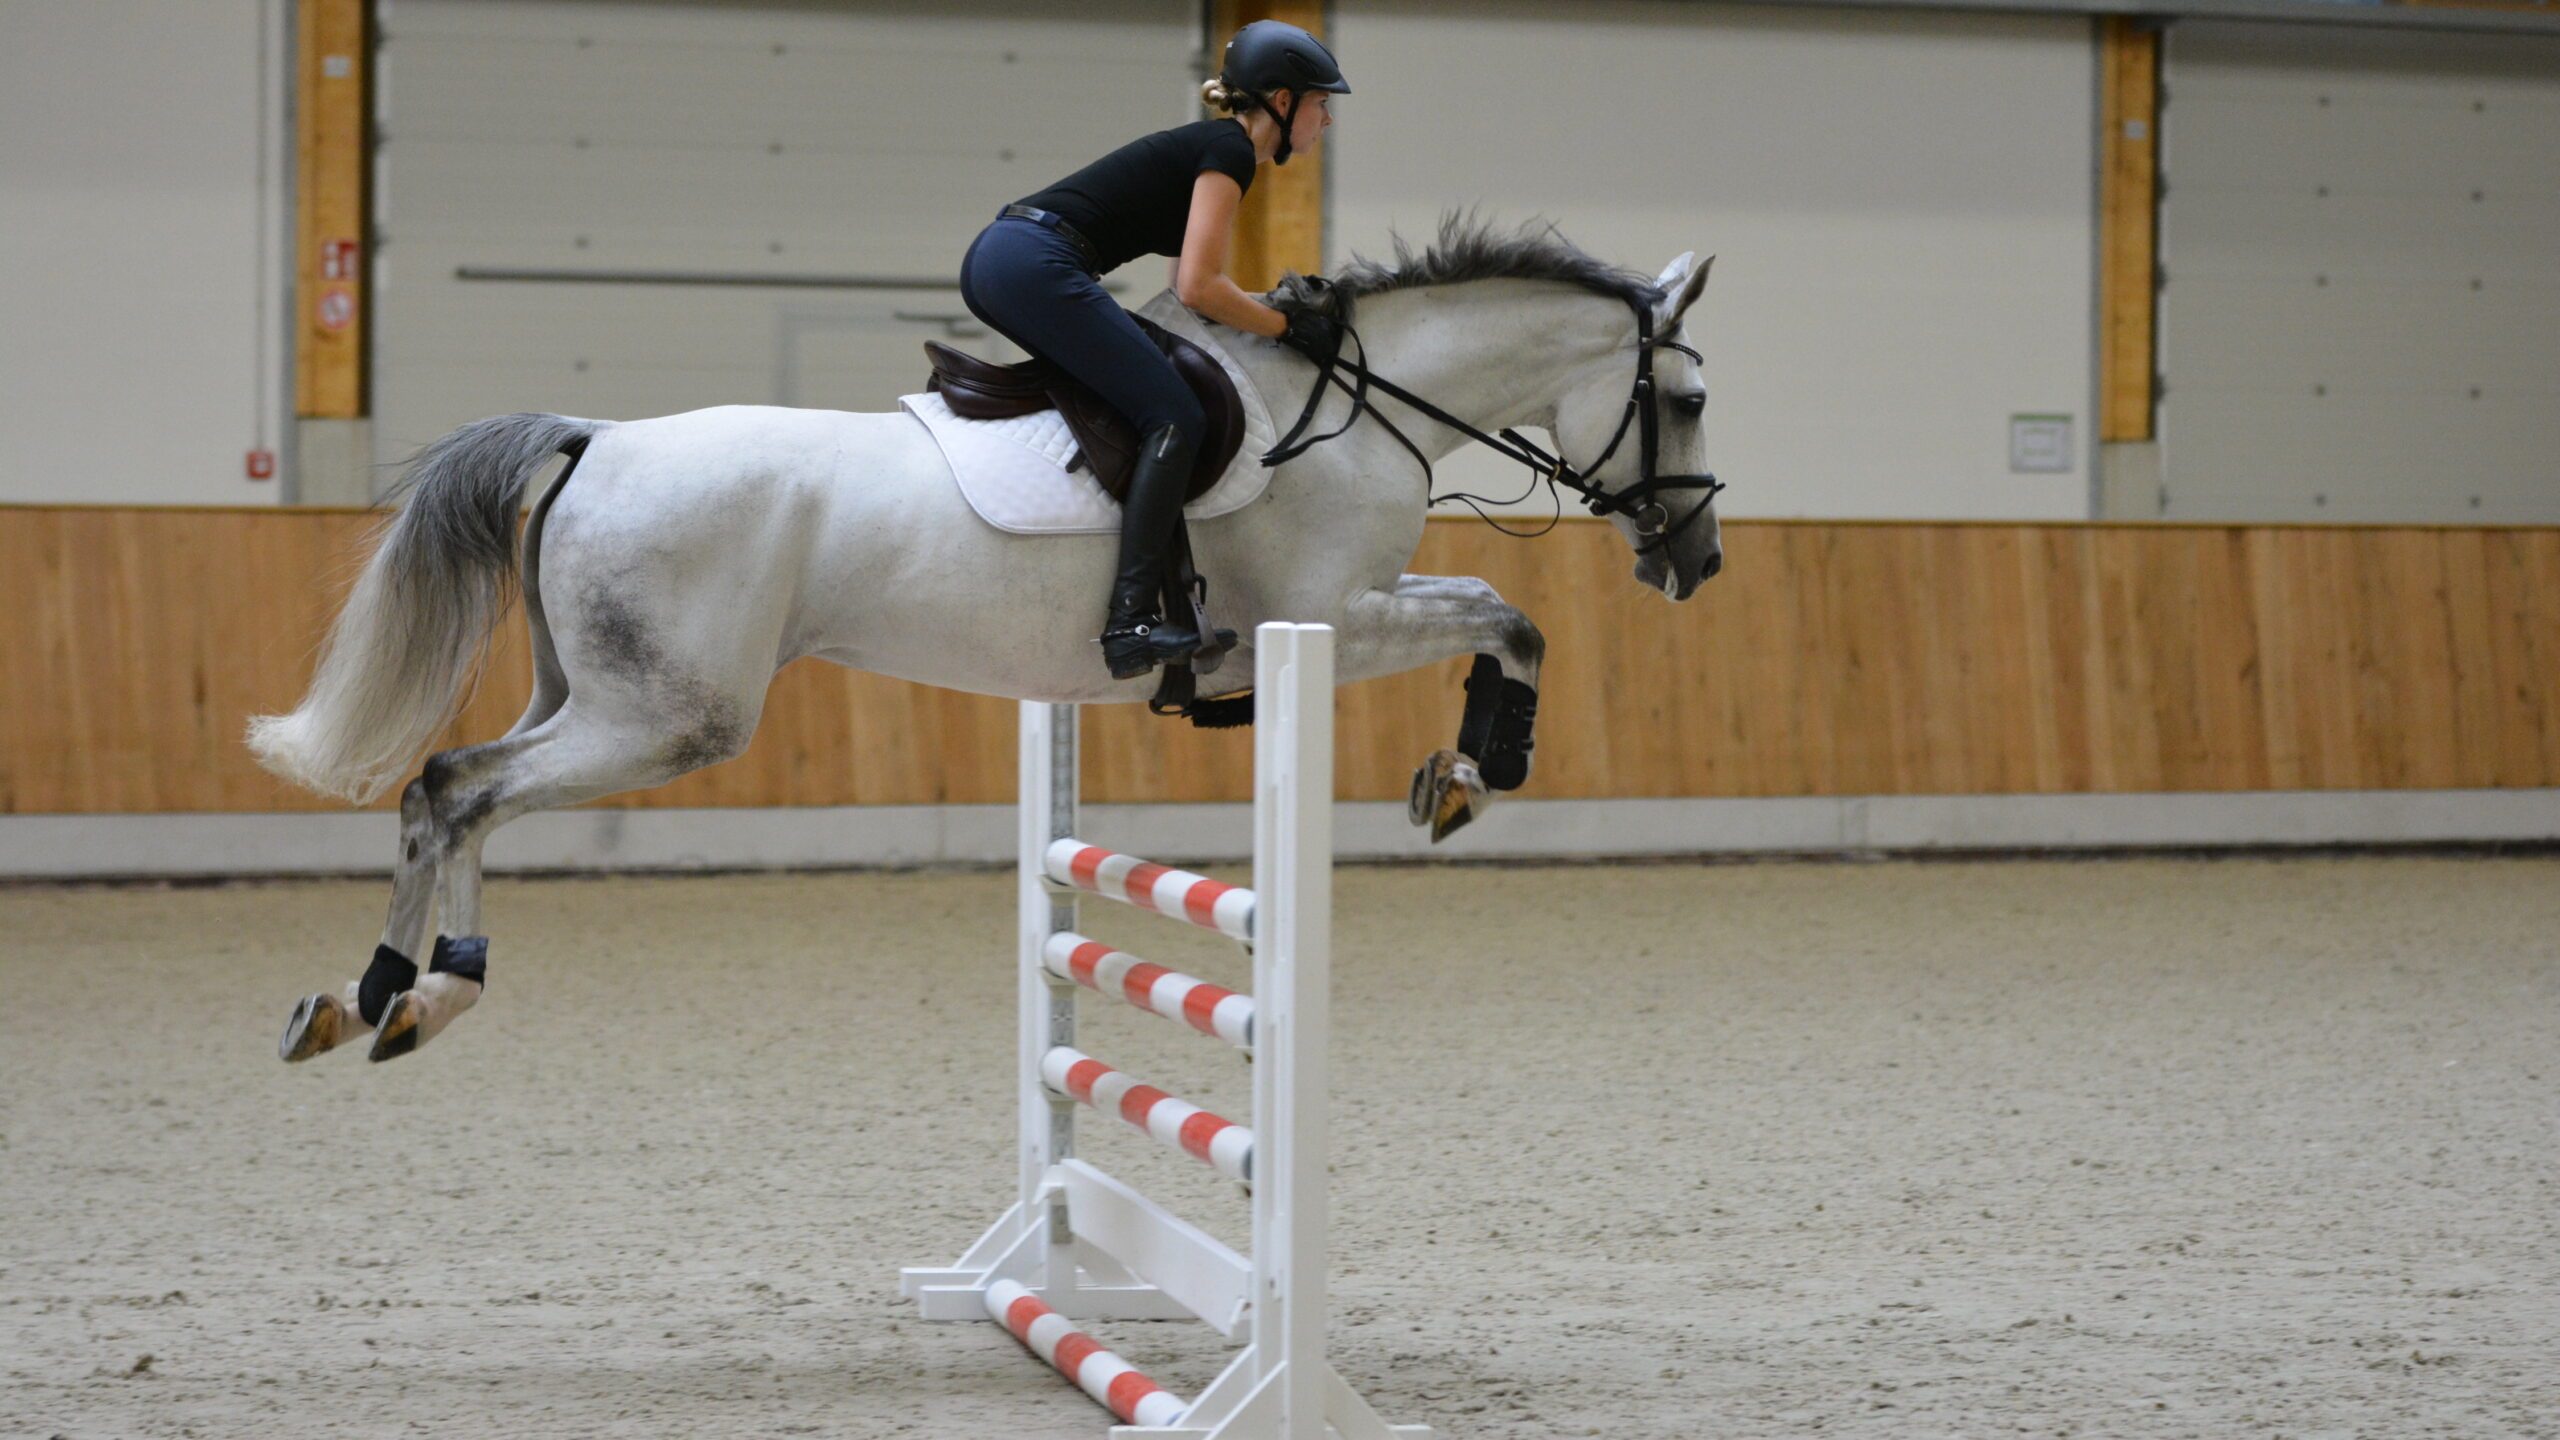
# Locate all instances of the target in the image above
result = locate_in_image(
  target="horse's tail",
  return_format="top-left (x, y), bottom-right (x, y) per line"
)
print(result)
top-left (247, 413), bottom-right (607, 804)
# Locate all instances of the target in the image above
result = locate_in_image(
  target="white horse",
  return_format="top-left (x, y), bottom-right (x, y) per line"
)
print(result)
top-left (252, 215), bottom-right (1722, 1063)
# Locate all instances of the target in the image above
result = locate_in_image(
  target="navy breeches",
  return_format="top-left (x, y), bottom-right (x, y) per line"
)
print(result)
top-left (958, 212), bottom-right (1206, 459)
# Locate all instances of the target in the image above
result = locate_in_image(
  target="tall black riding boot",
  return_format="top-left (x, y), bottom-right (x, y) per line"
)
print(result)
top-left (1100, 422), bottom-right (1204, 680)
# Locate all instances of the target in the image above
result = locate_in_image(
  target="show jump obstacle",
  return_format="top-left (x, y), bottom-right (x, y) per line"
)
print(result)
top-left (903, 623), bottom-right (1430, 1439)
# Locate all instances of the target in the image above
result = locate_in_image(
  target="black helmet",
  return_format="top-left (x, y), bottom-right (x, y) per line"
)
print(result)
top-left (1219, 20), bottom-right (1348, 166)
top-left (1221, 20), bottom-right (1351, 99)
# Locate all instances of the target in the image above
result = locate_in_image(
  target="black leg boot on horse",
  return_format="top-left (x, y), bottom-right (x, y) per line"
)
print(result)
top-left (1101, 422), bottom-right (1210, 680)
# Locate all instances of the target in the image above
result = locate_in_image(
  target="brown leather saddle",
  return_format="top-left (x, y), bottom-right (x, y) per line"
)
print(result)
top-left (922, 312), bottom-right (1246, 502)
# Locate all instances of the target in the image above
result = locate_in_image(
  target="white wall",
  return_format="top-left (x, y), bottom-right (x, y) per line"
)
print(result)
top-left (45, 3), bottom-right (2553, 526)
top-left (0, 1), bottom-right (2109, 518)
top-left (1330, 0), bottom-right (2098, 520)
top-left (2158, 22), bottom-right (2560, 523)
top-left (371, 0), bottom-right (1197, 475)
top-left (0, 0), bottom-right (293, 505)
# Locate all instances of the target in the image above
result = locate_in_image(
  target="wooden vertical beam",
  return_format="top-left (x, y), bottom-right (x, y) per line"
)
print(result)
top-left (2098, 18), bottom-right (2160, 443)
top-left (295, 0), bottom-right (369, 418)
top-left (1211, 0), bottom-right (1329, 291)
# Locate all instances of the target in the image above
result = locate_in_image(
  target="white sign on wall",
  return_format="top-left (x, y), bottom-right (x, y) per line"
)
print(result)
top-left (2009, 414), bottom-right (2075, 474)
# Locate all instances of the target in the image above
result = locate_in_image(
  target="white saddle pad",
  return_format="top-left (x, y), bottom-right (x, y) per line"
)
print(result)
top-left (900, 291), bottom-right (1277, 536)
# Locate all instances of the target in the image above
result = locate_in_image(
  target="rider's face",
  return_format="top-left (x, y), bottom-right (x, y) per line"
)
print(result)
top-left (1285, 89), bottom-right (1333, 154)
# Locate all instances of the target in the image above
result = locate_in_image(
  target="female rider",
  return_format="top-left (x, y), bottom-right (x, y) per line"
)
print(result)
top-left (957, 20), bottom-right (1348, 680)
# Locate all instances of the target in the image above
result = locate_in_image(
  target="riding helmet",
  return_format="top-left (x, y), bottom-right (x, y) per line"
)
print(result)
top-left (1221, 20), bottom-right (1351, 99)
top-left (1219, 20), bottom-right (1349, 166)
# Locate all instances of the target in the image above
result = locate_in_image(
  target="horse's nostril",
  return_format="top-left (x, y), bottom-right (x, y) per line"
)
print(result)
top-left (1702, 550), bottom-right (1724, 581)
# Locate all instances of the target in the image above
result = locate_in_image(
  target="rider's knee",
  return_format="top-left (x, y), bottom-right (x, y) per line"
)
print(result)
top-left (1143, 393), bottom-right (1207, 466)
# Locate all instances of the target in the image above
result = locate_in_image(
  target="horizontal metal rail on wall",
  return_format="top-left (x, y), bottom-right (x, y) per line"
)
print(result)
top-left (1712, 0), bottom-right (2560, 36)
top-left (453, 265), bottom-right (1126, 295)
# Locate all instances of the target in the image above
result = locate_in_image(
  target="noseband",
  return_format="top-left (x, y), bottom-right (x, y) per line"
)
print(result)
top-left (1261, 290), bottom-right (1725, 555)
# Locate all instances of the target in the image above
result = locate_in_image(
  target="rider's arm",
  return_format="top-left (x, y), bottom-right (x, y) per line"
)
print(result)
top-left (1176, 171), bottom-right (1288, 341)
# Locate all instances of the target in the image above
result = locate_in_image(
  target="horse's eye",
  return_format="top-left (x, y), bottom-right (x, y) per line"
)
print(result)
top-left (1674, 392), bottom-right (1706, 417)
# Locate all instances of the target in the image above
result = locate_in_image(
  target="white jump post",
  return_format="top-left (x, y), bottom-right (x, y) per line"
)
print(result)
top-left (903, 623), bottom-right (1429, 1440)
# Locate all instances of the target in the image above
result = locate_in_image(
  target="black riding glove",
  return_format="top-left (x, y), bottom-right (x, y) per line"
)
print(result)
top-left (1278, 309), bottom-right (1342, 364)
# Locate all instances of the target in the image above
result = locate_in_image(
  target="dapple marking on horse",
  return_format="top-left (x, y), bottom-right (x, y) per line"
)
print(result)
top-left (251, 215), bottom-right (1723, 1063)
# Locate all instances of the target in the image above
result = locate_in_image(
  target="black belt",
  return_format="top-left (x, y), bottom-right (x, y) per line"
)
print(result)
top-left (1000, 204), bottom-right (1102, 272)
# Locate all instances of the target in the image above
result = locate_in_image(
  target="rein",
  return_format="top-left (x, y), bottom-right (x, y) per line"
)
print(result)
top-left (1259, 292), bottom-right (1724, 554)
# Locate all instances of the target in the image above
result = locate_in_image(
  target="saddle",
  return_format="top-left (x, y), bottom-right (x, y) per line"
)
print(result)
top-left (922, 314), bottom-right (1251, 722)
top-left (923, 312), bottom-right (1246, 502)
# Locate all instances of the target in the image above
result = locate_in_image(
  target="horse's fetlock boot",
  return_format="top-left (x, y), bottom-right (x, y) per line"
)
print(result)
top-left (1459, 656), bottom-right (1538, 792)
top-left (358, 943), bottom-right (418, 1026)
top-left (1480, 751), bottom-right (1531, 792)
top-left (1479, 678), bottom-right (1538, 791)
top-left (429, 935), bottom-right (489, 989)
top-left (1456, 655), bottom-right (1502, 759)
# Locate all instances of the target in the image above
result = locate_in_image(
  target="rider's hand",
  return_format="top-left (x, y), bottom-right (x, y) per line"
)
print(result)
top-left (1278, 308), bottom-right (1342, 364)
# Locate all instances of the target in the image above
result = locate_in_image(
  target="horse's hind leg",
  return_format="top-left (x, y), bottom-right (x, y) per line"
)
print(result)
top-left (279, 774), bottom-right (447, 1061)
top-left (364, 689), bottom-right (760, 1062)
top-left (279, 470), bottom-right (578, 1063)
top-left (360, 732), bottom-right (529, 1061)
top-left (278, 667), bottom-right (571, 1064)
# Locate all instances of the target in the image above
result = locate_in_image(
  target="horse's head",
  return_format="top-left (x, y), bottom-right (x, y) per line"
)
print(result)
top-left (1550, 251), bottom-right (1722, 601)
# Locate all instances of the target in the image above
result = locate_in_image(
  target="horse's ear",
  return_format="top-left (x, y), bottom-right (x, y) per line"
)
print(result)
top-left (1656, 253), bottom-right (1712, 328)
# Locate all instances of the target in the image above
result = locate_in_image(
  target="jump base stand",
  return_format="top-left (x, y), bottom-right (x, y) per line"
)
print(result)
top-left (902, 624), bottom-right (1430, 1439)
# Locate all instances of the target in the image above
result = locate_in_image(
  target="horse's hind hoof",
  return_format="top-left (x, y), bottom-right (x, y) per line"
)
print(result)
top-left (279, 992), bottom-right (350, 1063)
top-left (366, 971), bottom-right (480, 1063)
top-left (368, 992), bottom-right (422, 1063)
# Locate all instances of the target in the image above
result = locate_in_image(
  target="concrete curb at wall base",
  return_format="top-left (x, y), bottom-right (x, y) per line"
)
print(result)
top-left (3, 792), bottom-right (2557, 880)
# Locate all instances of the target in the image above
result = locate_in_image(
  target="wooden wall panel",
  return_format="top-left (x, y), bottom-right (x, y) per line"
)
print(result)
top-left (2098, 18), bottom-right (2159, 444)
top-left (295, 0), bottom-right (369, 418)
top-left (3, 508), bottom-right (2557, 815)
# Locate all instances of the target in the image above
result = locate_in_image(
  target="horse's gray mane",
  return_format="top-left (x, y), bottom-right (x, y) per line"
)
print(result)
top-left (1267, 208), bottom-right (1666, 325)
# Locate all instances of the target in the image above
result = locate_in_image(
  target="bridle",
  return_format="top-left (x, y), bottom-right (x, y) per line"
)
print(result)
top-left (1261, 290), bottom-right (1725, 557)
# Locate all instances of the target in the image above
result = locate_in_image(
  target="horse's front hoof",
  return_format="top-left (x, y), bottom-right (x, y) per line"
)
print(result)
top-left (280, 992), bottom-right (351, 1063)
top-left (1410, 750), bottom-right (1489, 844)
top-left (1407, 756), bottom-right (1437, 827)
top-left (368, 991), bottom-right (423, 1062)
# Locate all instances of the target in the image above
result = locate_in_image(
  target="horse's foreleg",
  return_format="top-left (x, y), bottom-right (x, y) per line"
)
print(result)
top-left (1335, 575), bottom-right (1544, 842)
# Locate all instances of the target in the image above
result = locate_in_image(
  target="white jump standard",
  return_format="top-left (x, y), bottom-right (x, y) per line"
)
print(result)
top-left (903, 623), bottom-right (1429, 1439)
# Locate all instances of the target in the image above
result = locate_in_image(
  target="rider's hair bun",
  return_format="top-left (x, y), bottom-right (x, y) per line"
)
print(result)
top-left (1200, 76), bottom-right (1247, 115)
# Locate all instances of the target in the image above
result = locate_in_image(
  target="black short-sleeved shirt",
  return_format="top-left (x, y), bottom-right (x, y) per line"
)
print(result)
top-left (1014, 118), bottom-right (1258, 276)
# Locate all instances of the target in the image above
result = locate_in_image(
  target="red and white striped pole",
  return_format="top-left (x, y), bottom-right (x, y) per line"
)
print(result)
top-left (1042, 839), bottom-right (1255, 942)
top-left (985, 1279), bottom-right (1189, 1429)
top-left (1040, 1045), bottom-right (1253, 1184)
top-left (1041, 931), bottom-right (1255, 1049)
